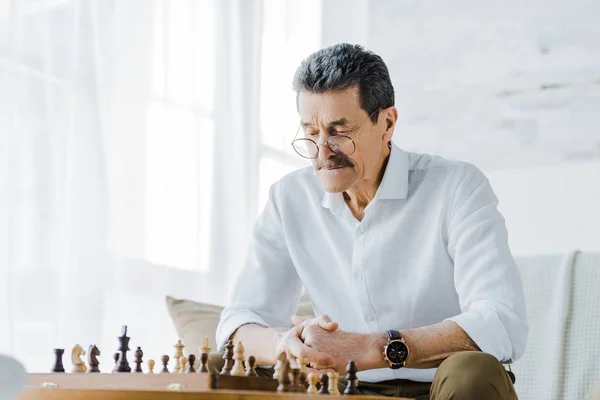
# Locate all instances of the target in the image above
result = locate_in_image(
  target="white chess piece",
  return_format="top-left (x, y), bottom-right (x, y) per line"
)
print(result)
top-left (147, 359), bottom-right (155, 374)
top-left (307, 372), bottom-right (319, 394)
top-left (328, 372), bottom-right (340, 395)
top-left (173, 340), bottom-right (184, 373)
top-left (179, 356), bottom-right (188, 374)
top-left (0, 354), bottom-right (27, 399)
top-left (230, 341), bottom-right (246, 376)
top-left (71, 344), bottom-right (87, 373)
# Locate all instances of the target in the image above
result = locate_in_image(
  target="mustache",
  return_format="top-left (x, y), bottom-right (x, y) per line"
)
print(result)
top-left (317, 155), bottom-right (355, 170)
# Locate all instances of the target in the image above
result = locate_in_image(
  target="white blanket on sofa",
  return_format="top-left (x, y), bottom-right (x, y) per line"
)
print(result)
top-left (513, 250), bottom-right (600, 400)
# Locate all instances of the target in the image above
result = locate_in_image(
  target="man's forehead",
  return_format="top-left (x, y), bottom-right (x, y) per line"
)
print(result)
top-left (298, 89), bottom-right (363, 125)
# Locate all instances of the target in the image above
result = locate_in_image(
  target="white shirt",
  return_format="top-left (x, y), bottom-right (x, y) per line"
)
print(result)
top-left (216, 143), bottom-right (528, 383)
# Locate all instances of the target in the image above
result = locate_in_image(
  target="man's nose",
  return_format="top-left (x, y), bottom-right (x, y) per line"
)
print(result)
top-left (316, 136), bottom-right (335, 161)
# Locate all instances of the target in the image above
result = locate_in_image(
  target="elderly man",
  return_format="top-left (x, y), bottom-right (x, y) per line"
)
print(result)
top-left (216, 43), bottom-right (528, 399)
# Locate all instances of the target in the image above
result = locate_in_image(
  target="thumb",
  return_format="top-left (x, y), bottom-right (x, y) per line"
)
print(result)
top-left (316, 314), bottom-right (339, 331)
top-left (291, 315), bottom-right (311, 326)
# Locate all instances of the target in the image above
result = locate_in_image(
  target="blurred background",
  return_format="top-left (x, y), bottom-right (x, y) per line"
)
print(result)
top-left (0, 0), bottom-right (598, 374)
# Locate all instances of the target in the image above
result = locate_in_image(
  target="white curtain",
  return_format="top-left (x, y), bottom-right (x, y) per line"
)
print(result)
top-left (0, 0), bottom-right (262, 372)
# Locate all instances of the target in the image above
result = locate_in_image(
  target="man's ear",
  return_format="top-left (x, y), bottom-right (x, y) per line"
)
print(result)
top-left (382, 106), bottom-right (398, 143)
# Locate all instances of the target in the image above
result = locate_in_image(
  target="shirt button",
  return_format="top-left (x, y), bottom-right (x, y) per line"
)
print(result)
top-left (355, 272), bottom-right (363, 280)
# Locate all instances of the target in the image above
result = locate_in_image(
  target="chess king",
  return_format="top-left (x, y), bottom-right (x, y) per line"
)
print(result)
top-left (216, 44), bottom-right (527, 399)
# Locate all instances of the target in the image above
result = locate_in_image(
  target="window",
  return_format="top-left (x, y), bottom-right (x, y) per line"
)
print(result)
top-left (258, 0), bottom-right (322, 210)
top-left (145, 0), bottom-right (215, 271)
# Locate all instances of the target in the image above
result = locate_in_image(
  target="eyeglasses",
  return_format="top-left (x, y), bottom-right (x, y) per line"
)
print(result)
top-left (291, 108), bottom-right (379, 159)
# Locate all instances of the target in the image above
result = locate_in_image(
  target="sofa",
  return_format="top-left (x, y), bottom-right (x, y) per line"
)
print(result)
top-left (166, 250), bottom-right (600, 400)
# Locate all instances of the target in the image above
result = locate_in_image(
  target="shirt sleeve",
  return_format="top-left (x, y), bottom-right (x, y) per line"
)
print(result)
top-left (215, 182), bottom-right (302, 352)
top-left (443, 164), bottom-right (529, 363)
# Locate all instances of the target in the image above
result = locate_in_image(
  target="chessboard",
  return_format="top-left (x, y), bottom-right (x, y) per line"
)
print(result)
top-left (12, 325), bottom-right (413, 399)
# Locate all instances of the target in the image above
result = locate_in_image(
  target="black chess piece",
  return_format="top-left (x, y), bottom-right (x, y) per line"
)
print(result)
top-left (343, 361), bottom-right (360, 395)
top-left (319, 373), bottom-right (330, 394)
top-left (298, 369), bottom-right (308, 393)
top-left (186, 354), bottom-right (196, 373)
top-left (276, 358), bottom-right (292, 392)
top-left (116, 325), bottom-right (131, 373)
top-left (199, 352), bottom-right (209, 373)
top-left (134, 346), bottom-right (143, 373)
top-left (87, 345), bottom-right (101, 373)
top-left (291, 368), bottom-right (300, 392)
top-left (219, 340), bottom-right (234, 375)
top-left (245, 355), bottom-right (258, 377)
top-left (52, 348), bottom-right (65, 373)
top-left (161, 355), bottom-right (170, 373)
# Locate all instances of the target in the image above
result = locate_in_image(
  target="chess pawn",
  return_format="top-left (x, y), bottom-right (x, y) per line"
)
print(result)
top-left (199, 338), bottom-right (211, 360)
top-left (230, 341), bottom-right (246, 377)
top-left (187, 354), bottom-right (196, 373)
top-left (306, 372), bottom-right (319, 394)
top-left (52, 348), bottom-right (65, 373)
top-left (273, 351), bottom-right (287, 379)
top-left (111, 352), bottom-right (120, 373)
top-left (245, 355), bottom-right (258, 377)
top-left (173, 340), bottom-right (185, 374)
top-left (328, 372), bottom-right (340, 396)
top-left (344, 360), bottom-right (360, 395)
top-left (199, 352), bottom-right (209, 373)
top-left (319, 373), bottom-right (330, 394)
top-left (179, 356), bottom-right (188, 374)
top-left (134, 347), bottom-right (144, 373)
top-left (147, 359), bottom-right (155, 374)
top-left (219, 340), bottom-right (234, 375)
top-left (276, 358), bottom-right (292, 393)
top-left (161, 355), bottom-right (170, 373)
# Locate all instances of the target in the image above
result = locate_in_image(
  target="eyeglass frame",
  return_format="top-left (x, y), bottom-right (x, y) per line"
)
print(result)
top-left (290, 107), bottom-right (381, 159)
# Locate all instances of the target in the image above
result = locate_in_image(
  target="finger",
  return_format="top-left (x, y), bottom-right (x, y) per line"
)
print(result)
top-left (291, 315), bottom-right (311, 326)
top-left (306, 366), bottom-right (337, 376)
top-left (286, 336), bottom-right (335, 369)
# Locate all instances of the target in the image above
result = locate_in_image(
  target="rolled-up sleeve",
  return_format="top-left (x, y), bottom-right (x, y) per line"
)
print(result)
top-left (444, 164), bottom-right (529, 363)
top-left (215, 183), bottom-right (302, 352)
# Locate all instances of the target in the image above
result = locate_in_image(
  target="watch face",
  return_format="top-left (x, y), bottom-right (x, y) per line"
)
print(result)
top-left (386, 341), bottom-right (408, 364)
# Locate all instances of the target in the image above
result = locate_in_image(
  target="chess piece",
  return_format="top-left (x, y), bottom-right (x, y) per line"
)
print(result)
top-left (173, 340), bottom-right (185, 374)
top-left (219, 340), bottom-right (234, 375)
top-left (52, 349), bottom-right (65, 373)
top-left (291, 368), bottom-right (301, 393)
top-left (71, 344), bottom-right (87, 373)
top-left (328, 372), bottom-right (340, 396)
top-left (230, 341), bottom-right (246, 376)
top-left (179, 356), bottom-right (188, 374)
top-left (297, 358), bottom-right (308, 392)
top-left (134, 347), bottom-right (143, 373)
top-left (199, 338), bottom-right (211, 361)
top-left (161, 355), bottom-right (170, 373)
top-left (273, 351), bottom-right (287, 379)
top-left (147, 359), bottom-right (155, 374)
top-left (276, 357), bottom-right (292, 392)
top-left (343, 361), bottom-right (360, 395)
top-left (112, 352), bottom-right (120, 373)
top-left (245, 355), bottom-right (258, 377)
top-left (116, 325), bottom-right (131, 373)
top-left (199, 352), bottom-right (209, 373)
top-left (87, 345), bottom-right (100, 373)
top-left (319, 373), bottom-right (330, 394)
top-left (186, 354), bottom-right (196, 373)
top-left (307, 372), bottom-right (319, 394)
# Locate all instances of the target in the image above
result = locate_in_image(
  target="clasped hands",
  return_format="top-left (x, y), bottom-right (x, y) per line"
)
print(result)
top-left (275, 314), bottom-right (378, 375)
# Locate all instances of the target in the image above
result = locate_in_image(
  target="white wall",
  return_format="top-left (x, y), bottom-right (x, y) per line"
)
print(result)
top-left (486, 161), bottom-right (600, 256)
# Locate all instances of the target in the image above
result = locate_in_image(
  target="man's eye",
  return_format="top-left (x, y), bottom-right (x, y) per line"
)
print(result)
top-left (305, 131), bottom-right (318, 137)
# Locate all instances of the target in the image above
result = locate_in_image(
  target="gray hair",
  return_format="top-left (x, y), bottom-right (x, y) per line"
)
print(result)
top-left (292, 43), bottom-right (395, 123)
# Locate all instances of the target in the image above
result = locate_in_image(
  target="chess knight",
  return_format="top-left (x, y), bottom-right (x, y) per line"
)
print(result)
top-left (216, 44), bottom-right (527, 399)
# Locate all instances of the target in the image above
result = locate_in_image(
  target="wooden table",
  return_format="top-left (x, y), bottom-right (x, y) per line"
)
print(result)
top-left (15, 373), bottom-right (413, 399)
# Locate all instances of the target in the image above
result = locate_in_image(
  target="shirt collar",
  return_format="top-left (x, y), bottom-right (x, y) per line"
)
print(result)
top-left (320, 142), bottom-right (409, 212)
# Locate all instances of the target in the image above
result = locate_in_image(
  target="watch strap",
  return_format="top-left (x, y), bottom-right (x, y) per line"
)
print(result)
top-left (387, 329), bottom-right (401, 341)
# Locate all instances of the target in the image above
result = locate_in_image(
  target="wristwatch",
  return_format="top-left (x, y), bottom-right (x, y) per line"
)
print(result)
top-left (383, 330), bottom-right (409, 369)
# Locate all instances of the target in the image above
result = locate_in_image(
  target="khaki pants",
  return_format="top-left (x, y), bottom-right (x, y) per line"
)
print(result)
top-left (209, 351), bottom-right (518, 399)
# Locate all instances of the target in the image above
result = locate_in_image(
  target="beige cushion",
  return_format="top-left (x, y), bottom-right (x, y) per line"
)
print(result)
top-left (587, 381), bottom-right (600, 400)
top-left (165, 292), bottom-right (315, 355)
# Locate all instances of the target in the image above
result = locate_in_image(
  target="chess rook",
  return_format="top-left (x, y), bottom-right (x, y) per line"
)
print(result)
top-left (328, 372), bottom-right (340, 396)
top-left (52, 348), bottom-right (65, 373)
